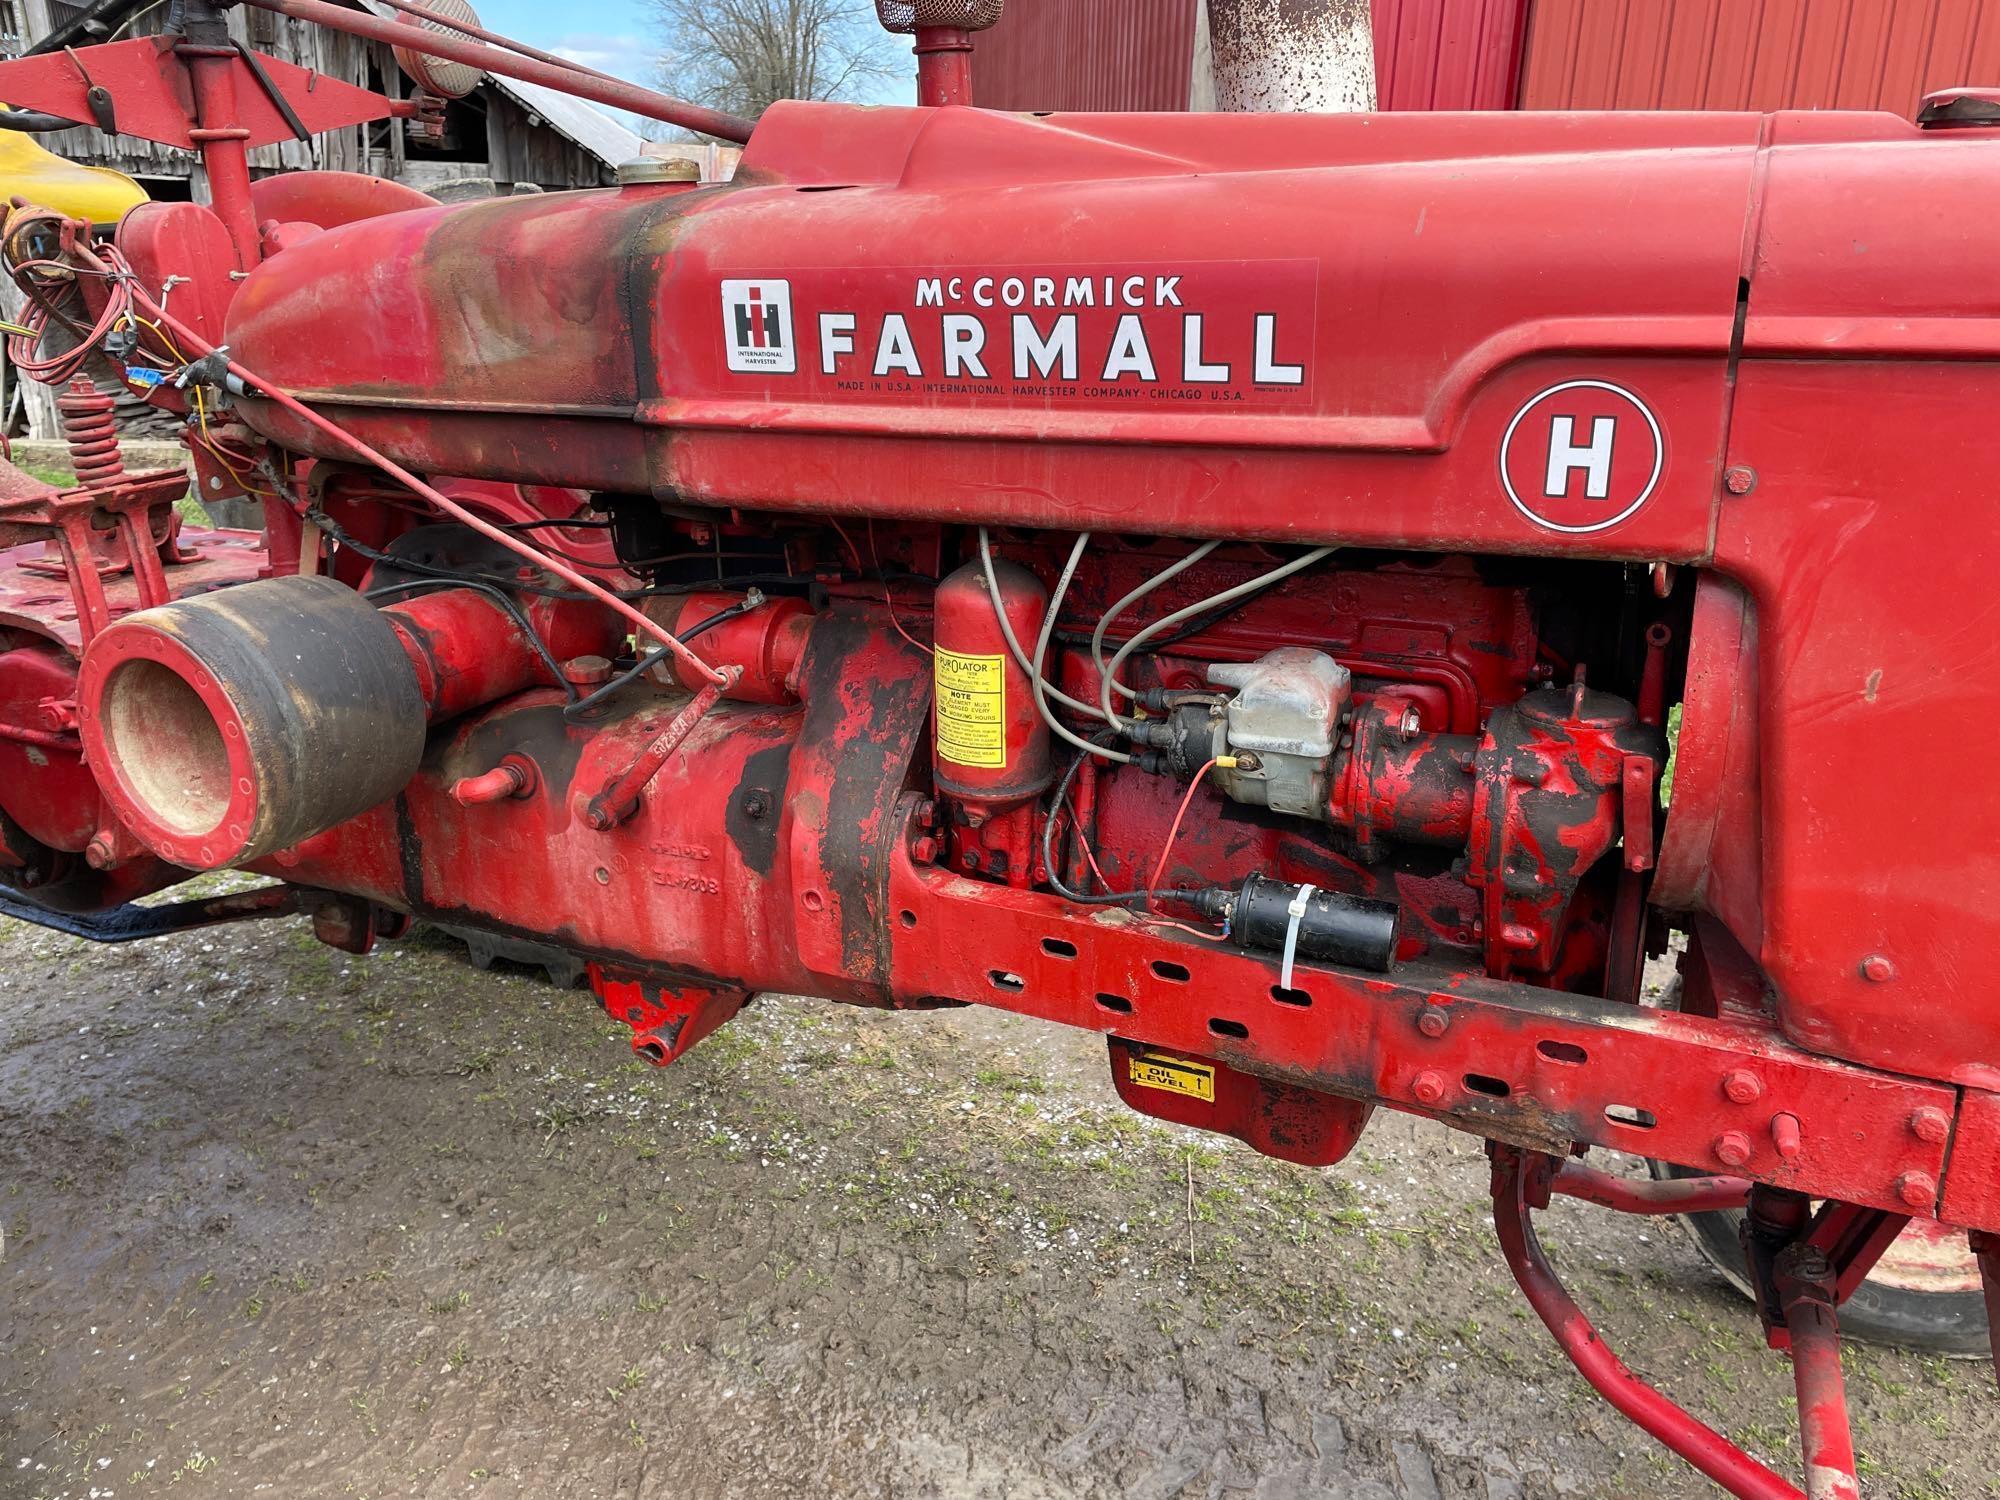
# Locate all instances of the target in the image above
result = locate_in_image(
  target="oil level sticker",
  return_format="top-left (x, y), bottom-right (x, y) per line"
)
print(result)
top-left (1127, 1053), bottom-right (1216, 1103)
top-left (934, 648), bottom-right (1006, 769)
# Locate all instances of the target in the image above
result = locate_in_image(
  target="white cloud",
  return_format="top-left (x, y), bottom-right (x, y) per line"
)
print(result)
top-left (547, 32), bottom-right (651, 79)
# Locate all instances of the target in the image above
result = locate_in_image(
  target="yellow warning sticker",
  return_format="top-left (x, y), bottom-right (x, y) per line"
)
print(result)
top-left (1127, 1053), bottom-right (1215, 1103)
top-left (934, 647), bottom-right (1007, 769)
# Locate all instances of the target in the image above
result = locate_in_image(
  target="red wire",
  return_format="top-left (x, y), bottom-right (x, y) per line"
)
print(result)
top-left (1146, 758), bottom-right (1218, 895)
top-left (1054, 798), bottom-right (1113, 891)
top-left (101, 246), bottom-right (730, 689)
top-left (867, 518), bottom-right (933, 656)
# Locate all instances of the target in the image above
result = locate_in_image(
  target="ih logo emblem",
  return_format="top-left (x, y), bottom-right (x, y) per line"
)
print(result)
top-left (721, 279), bottom-right (795, 373)
top-left (1500, 380), bottom-right (1663, 534)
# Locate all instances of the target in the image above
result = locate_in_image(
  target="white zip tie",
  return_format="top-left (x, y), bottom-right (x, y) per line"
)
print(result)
top-left (1280, 883), bottom-right (1316, 991)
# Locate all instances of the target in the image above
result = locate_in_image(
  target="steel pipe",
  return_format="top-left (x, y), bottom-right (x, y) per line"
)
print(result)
top-left (1491, 1149), bottom-right (1803, 1500)
top-left (1774, 1246), bottom-right (1860, 1500)
top-left (1551, 1160), bottom-right (1753, 1216)
top-left (237, 0), bottom-right (756, 142)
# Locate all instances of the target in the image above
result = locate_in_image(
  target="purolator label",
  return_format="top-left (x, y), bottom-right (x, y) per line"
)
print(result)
top-left (934, 648), bottom-right (1006, 769)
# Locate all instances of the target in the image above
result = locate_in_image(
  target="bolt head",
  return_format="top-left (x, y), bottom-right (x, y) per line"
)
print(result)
top-left (1910, 1107), bottom-right (1950, 1145)
top-left (83, 835), bottom-right (114, 870)
top-left (1416, 1007), bottom-right (1448, 1038)
top-left (1721, 1070), bottom-right (1763, 1105)
top-left (1713, 1130), bottom-right (1753, 1168)
top-left (1895, 1171), bottom-right (1937, 1210)
top-left (1411, 1070), bottom-right (1447, 1107)
top-left (911, 835), bottom-right (938, 865)
top-left (1860, 953), bottom-right (1896, 983)
top-left (1724, 465), bottom-right (1757, 496)
top-left (562, 654), bottom-right (614, 687)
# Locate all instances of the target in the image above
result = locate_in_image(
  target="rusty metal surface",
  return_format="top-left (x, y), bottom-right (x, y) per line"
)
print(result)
top-left (1520, 0), bottom-right (2000, 115)
top-left (966, 0), bottom-right (1201, 109)
top-left (0, 527), bottom-right (265, 654)
top-left (1205, 0), bottom-right (1376, 112)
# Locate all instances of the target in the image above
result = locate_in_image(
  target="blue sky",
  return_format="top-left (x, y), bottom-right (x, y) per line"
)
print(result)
top-left (469, 0), bottom-right (918, 125)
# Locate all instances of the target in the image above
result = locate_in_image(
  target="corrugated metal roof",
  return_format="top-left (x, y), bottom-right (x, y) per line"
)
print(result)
top-left (488, 75), bottom-right (643, 167)
top-left (968, 0), bottom-right (1201, 110)
top-left (1519, 0), bottom-right (2000, 114)
top-left (1373, 0), bottom-right (1528, 109)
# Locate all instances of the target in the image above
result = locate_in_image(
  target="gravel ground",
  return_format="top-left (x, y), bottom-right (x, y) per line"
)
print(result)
top-left (1, 900), bottom-right (1991, 1499)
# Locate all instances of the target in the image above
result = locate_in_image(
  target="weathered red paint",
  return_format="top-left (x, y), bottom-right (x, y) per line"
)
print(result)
top-left (1493, 1148), bottom-right (1804, 1500)
top-left (3, 17), bottom-right (1998, 1495)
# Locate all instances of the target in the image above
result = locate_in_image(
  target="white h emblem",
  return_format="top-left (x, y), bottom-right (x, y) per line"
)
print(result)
top-left (1545, 415), bottom-right (1615, 499)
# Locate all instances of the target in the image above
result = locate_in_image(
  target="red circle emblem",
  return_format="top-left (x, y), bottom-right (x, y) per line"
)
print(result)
top-left (1500, 380), bottom-right (1663, 534)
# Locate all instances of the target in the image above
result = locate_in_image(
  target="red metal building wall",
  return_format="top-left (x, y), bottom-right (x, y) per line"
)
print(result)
top-left (1372, 0), bottom-right (1529, 110)
top-left (968, 0), bottom-right (1201, 111)
top-left (966, 0), bottom-right (1998, 117)
top-left (968, 0), bottom-right (1522, 111)
top-left (1520, 0), bottom-right (2000, 113)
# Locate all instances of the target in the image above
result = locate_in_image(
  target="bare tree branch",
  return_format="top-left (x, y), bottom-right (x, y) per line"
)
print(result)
top-left (649, 0), bottom-right (903, 121)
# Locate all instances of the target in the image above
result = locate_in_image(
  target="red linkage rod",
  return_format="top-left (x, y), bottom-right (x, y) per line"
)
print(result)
top-left (236, 0), bottom-right (757, 143)
top-left (1491, 1149), bottom-right (1804, 1500)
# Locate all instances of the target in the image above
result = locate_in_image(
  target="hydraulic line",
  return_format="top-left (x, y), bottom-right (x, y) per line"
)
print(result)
top-left (238, 0), bottom-right (756, 143)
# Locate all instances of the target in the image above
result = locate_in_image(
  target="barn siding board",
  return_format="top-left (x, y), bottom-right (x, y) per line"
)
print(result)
top-left (968, 0), bottom-right (1199, 111)
top-left (1520, 0), bottom-right (2000, 114)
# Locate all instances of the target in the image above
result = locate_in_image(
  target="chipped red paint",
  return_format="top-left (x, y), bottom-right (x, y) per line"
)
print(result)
top-left (4, 17), bottom-right (2000, 1494)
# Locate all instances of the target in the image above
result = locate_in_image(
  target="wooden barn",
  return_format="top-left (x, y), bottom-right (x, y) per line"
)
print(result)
top-left (3, 0), bottom-right (642, 195)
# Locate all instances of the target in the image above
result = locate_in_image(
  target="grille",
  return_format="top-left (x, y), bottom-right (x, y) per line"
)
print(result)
top-left (875, 0), bottom-right (1004, 33)
top-left (393, 0), bottom-right (484, 100)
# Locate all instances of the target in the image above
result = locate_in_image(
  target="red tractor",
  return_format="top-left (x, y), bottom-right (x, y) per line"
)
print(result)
top-left (0, 4), bottom-right (1995, 1493)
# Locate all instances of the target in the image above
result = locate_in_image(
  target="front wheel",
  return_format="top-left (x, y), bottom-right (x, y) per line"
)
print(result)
top-left (1646, 1159), bottom-right (1990, 1356)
